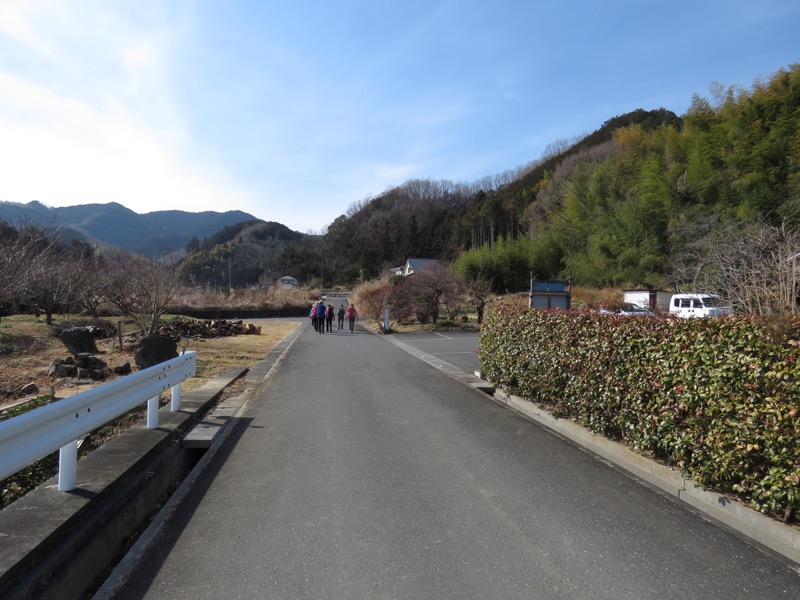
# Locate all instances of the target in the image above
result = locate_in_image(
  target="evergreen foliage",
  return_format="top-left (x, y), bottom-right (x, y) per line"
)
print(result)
top-left (178, 64), bottom-right (800, 292)
top-left (481, 305), bottom-right (800, 522)
top-left (290, 64), bottom-right (799, 291)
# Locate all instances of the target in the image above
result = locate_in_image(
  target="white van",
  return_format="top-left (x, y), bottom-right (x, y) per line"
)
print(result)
top-left (669, 293), bottom-right (732, 318)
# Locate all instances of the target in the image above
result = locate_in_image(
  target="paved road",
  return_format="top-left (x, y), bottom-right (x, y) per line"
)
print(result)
top-left (109, 322), bottom-right (799, 599)
top-left (389, 330), bottom-right (480, 374)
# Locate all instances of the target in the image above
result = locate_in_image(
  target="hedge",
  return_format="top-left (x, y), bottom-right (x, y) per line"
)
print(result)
top-left (479, 306), bottom-right (800, 523)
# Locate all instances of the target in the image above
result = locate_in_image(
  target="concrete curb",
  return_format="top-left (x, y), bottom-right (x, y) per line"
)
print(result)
top-left (382, 333), bottom-right (800, 568)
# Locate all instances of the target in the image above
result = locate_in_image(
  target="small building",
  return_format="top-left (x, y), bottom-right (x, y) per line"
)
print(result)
top-left (275, 275), bottom-right (298, 289)
top-left (390, 257), bottom-right (441, 277)
top-left (529, 278), bottom-right (571, 310)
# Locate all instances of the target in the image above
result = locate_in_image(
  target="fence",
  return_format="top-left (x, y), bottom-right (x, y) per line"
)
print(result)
top-left (0, 352), bottom-right (196, 492)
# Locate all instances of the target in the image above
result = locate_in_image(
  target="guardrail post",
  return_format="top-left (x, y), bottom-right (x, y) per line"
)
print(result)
top-left (147, 396), bottom-right (160, 429)
top-left (171, 383), bottom-right (182, 411)
top-left (58, 440), bottom-right (78, 491)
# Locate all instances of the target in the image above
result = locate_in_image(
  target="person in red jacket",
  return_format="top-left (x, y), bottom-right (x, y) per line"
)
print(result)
top-left (345, 304), bottom-right (358, 333)
top-left (325, 304), bottom-right (335, 332)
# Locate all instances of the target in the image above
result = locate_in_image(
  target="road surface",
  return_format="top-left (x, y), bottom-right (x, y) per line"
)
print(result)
top-left (108, 322), bottom-right (800, 599)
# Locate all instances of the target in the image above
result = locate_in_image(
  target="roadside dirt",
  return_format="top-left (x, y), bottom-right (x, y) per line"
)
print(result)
top-left (0, 316), bottom-right (298, 413)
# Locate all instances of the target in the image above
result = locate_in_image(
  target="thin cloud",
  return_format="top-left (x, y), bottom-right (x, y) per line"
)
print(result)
top-left (0, 70), bottom-right (250, 214)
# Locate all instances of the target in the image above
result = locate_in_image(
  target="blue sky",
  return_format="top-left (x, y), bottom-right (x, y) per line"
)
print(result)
top-left (0, 1), bottom-right (797, 233)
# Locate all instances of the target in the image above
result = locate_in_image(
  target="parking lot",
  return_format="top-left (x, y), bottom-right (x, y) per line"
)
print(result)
top-left (390, 330), bottom-right (481, 374)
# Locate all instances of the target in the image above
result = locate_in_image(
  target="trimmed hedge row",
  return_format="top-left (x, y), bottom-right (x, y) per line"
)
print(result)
top-left (479, 306), bottom-right (800, 522)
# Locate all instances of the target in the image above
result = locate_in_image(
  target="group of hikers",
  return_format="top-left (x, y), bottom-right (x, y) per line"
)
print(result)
top-left (310, 300), bottom-right (358, 333)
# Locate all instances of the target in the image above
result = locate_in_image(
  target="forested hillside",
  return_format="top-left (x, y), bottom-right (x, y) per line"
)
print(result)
top-left (276, 64), bottom-right (799, 290)
top-left (180, 220), bottom-right (308, 287)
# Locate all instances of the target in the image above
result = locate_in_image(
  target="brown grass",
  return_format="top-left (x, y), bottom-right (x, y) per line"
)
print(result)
top-left (0, 314), bottom-right (297, 410)
top-left (0, 314), bottom-right (297, 508)
top-left (172, 286), bottom-right (318, 310)
top-left (570, 287), bottom-right (623, 309)
top-left (183, 319), bottom-right (297, 388)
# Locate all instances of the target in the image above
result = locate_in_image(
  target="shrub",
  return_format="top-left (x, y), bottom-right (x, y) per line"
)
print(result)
top-left (480, 306), bottom-right (800, 522)
top-left (350, 279), bottom-right (393, 321)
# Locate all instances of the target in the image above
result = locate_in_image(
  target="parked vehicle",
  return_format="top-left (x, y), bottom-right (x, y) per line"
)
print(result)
top-left (668, 293), bottom-right (732, 318)
top-left (597, 302), bottom-right (654, 316)
top-left (619, 302), bottom-right (655, 316)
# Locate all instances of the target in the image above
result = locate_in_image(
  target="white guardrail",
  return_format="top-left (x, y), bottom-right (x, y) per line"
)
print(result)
top-left (0, 351), bottom-right (196, 492)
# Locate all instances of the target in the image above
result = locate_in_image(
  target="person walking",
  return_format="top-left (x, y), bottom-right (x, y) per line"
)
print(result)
top-left (310, 304), bottom-right (318, 332)
top-left (325, 304), bottom-right (335, 332)
top-left (315, 301), bottom-right (326, 334)
top-left (345, 303), bottom-right (358, 333)
top-left (337, 305), bottom-right (345, 330)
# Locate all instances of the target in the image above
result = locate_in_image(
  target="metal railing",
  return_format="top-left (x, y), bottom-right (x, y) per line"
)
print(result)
top-left (0, 351), bottom-right (196, 492)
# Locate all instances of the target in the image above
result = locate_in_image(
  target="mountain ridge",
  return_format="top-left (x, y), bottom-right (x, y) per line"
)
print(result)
top-left (0, 200), bottom-right (267, 255)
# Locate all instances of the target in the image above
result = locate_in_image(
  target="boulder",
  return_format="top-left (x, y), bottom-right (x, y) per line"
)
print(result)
top-left (113, 362), bottom-right (132, 376)
top-left (76, 353), bottom-right (107, 370)
top-left (58, 327), bottom-right (99, 355)
top-left (56, 364), bottom-right (77, 378)
top-left (134, 336), bottom-right (178, 370)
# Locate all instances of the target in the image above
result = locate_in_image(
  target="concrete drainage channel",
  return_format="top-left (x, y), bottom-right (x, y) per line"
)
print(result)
top-left (0, 325), bottom-right (304, 600)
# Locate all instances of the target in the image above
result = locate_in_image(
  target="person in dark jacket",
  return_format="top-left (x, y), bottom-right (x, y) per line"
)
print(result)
top-left (315, 301), bottom-right (326, 334)
top-left (337, 305), bottom-right (345, 330)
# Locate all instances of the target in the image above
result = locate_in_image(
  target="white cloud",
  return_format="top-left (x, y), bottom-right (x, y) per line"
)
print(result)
top-left (0, 2), bottom-right (259, 219)
top-left (0, 0), bottom-right (55, 56)
top-left (0, 71), bottom-right (252, 214)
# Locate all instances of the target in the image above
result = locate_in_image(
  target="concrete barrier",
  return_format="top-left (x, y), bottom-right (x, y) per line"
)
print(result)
top-left (0, 368), bottom-right (246, 600)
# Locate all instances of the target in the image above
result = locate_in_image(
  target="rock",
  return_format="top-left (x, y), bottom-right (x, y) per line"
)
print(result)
top-left (76, 353), bottom-right (107, 369)
top-left (113, 362), bottom-right (132, 375)
top-left (58, 327), bottom-right (99, 355)
top-left (134, 336), bottom-right (178, 370)
top-left (47, 358), bottom-right (64, 376)
top-left (56, 364), bottom-right (77, 377)
top-left (16, 382), bottom-right (39, 395)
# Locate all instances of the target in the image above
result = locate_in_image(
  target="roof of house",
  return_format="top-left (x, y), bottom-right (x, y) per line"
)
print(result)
top-left (405, 258), bottom-right (439, 273)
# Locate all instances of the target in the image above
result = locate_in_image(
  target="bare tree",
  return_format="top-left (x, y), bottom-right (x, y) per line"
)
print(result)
top-left (24, 247), bottom-right (85, 325)
top-left (388, 263), bottom-right (463, 324)
top-left (104, 250), bottom-right (181, 334)
top-left (0, 221), bottom-right (60, 320)
top-left (666, 213), bottom-right (723, 291)
top-left (77, 256), bottom-right (108, 318)
top-left (350, 278), bottom-right (393, 322)
top-left (465, 275), bottom-right (494, 323)
top-left (694, 221), bottom-right (800, 316)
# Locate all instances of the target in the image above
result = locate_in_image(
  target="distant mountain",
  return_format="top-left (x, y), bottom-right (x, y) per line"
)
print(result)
top-left (0, 201), bottom-right (263, 255)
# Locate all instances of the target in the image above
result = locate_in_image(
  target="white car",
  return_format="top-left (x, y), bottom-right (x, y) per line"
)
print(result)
top-left (597, 303), bottom-right (654, 316)
top-left (669, 293), bottom-right (732, 318)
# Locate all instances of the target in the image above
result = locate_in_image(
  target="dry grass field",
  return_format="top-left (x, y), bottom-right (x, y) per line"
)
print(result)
top-left (0, 314), bottom-right (298, 507)
top-left (0, 314), bottom-right (298, 412)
